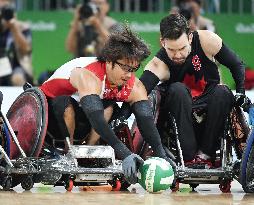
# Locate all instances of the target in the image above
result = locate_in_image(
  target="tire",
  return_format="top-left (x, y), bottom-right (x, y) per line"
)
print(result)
top-left (2, 176), bottom-right (12, 191)
top-left (240, 129), bottom-right (254, 193)
top-left (7, 87), bottom-right (48, 159)
top-left (21, 176), bottom-right (34, 191)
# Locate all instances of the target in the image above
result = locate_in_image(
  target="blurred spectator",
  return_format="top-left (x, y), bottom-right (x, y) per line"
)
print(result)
top-left (208, 0), bottom-right (220, 13)
top-left (0, 0), bottom-right (33, 86)
top-left (65, 0), bottom-right (120, 57)
top-left (37, 70), bottom-right (55, 86)
top-left (189, 0), bottom-right (215, 32)
top-left (178, 4), bottom-right (197, 31)
top-left (245, 67), bottom-right (254, 90)
top-left (169, 6), bottom-right (180, 14)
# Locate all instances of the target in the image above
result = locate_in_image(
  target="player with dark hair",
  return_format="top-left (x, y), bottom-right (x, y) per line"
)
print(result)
top-left (40, 26), bottom-right (174, 183)
top-left (120, 14), bottom-right (245, 168)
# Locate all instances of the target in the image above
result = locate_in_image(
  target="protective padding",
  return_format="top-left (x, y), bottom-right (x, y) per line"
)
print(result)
top-left (131, 89), bottom-right (161, 159)
top-left (6, 88), bottom-right (48, 159)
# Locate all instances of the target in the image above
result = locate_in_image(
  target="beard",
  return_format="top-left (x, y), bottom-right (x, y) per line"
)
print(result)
top-left (172, 58), bottom-right (186, 65)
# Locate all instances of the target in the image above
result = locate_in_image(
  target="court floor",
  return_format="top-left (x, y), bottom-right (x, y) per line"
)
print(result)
top-left (1, 181), bottom-right (254, 205)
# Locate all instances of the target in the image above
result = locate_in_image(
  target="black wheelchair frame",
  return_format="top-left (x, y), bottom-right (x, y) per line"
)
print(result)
top-left (157, 99), bottom-right (250, 192)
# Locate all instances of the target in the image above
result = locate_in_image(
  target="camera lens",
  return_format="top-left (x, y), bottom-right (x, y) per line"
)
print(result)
top-left (1, 6), bottom-right (14, 21)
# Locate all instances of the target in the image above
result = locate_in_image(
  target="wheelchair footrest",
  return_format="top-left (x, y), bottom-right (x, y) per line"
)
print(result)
top-left (175, 167), bottom-right (233, 183)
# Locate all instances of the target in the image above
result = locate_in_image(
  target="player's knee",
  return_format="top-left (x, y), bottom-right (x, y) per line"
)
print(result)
top-left (167, 82), bottom-right (190, 97)
top-left (213, 85), bottom-right (234, 105)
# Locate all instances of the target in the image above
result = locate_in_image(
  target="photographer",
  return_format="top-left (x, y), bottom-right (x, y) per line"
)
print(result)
top-left (66, 0), bottom-right (119, 57)
top-left (0, 0), bottom-right (33, 86)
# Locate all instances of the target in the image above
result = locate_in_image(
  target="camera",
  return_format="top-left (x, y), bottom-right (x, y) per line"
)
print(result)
top-left (0, 5), bottom-right (14, 21)
top-left (79, 0), bottom-right (99, 20)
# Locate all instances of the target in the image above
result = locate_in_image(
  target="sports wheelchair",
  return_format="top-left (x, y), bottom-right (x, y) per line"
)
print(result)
top-left (0, 85), bottom-right (253, 193)
top-left (0, 86), bottom-right (123, 191)
top-left (114, 88), bottom-right (251, 193)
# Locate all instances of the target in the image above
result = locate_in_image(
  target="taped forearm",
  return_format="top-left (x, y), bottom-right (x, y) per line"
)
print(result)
top-left (215, 43), bottom-right (245, 93)
top-left (116, 71), bottom-right (160, 121)
top-left (80, 94), bottom-right (132, 159)
top-left (131, 100), bottom-right (166, 158)
top-left (139, 70), bottom-right (160, 95)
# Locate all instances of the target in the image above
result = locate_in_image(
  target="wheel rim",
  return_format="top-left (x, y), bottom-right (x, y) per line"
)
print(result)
top-left (111, 180), bottom-right (121, 191)
top-left (66, 179), bottom-right (74, 191)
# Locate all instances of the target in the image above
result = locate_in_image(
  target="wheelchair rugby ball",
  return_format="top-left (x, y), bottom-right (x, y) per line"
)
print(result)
top-left (138, 157), bottom-right (174, 193)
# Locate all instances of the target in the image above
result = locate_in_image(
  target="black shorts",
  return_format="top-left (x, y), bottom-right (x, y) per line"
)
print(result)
top-left (46, 96), bottom-right (118, 143)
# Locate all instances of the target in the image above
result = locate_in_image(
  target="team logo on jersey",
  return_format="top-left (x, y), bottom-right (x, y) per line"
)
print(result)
top-left (192, 55), bottom-right (202, 71)
top-left (103, 85), bottom-right (129, 101)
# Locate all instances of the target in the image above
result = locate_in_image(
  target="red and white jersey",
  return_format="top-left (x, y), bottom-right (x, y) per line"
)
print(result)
top-left (40, 57), bottom-right (135, 102)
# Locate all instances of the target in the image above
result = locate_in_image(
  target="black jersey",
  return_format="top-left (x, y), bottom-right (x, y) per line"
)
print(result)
top-left (156, 31), bottom-right (220, 97)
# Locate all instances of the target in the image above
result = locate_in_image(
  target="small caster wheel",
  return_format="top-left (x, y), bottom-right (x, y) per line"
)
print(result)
top-left (111, 180), bottom-right (121, 191)
top-left (3, 176), bottom-right (12, 191)
top-left (189, 184), bottom-right (199, 191)
top-left (65, 179), bottom-right (74, 191)
top-left (171, 180), bottom-right (180, 192)
top-left (21, 176), bottom-right (34, 191)
top-left (120, 180), bottom-right (130, 191)
top-left (219, 181), bottom-right (231, 193)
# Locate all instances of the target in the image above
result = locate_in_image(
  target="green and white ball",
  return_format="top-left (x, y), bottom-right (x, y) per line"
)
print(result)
top-left (138, 157), bottom-right (174, 193)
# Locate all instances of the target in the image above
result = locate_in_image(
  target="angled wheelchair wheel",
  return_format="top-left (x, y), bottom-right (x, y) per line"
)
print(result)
top-left (3, 88), bottom-right (48, 188)
top-left (130, 89), bottom-right (161, 159)
top-left (230, 106), bottom-right (250, 159)
top-left (6, 87), bottom-right (48, 159)
top-left (240, 128), bottom-right (254, 193)
top-left (113, 122), bottom-right (134, 152)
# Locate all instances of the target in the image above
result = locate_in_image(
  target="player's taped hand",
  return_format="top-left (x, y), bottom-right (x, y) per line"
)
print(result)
top-left (122, 154), bottom-right (144, 184)
top-left (235, 93), bottom-right (251, 112)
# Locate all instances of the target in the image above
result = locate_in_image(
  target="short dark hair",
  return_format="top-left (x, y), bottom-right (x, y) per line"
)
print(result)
top-left (97, 25), bottom-right (150, 63)
top-left (160, 14), bottom-right (190, 40)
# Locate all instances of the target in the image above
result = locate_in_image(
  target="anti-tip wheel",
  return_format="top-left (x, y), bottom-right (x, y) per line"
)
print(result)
top-left (21, 176), bottom-right (34, 191)
top-left (65, 179), bottom-right (74, 192)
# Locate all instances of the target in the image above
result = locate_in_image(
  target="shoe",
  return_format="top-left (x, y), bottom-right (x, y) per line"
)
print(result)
top-left (184, 156), bottom-right (213, 169)
top-left (195, 156), bottom-right (213, 169)
top-left (184, 159), bottom-right (196, 167)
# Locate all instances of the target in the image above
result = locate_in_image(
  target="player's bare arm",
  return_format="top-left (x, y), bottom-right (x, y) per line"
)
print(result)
top-left (127, 77), bottom-right (148, 105)
top-left (70, 68), bottom-right (102, 98)
top-left (199, 30), bottom-right (244, 94)
top-left (198, 30), bottom-right (222, 60)
top-left (144, 56), bottom-right (170, 82)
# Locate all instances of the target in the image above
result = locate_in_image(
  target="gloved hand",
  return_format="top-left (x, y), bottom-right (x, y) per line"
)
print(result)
top-left (235, 93), bottom-right (251, 112)
top-left (122, 153), bottom-right (144, 184)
